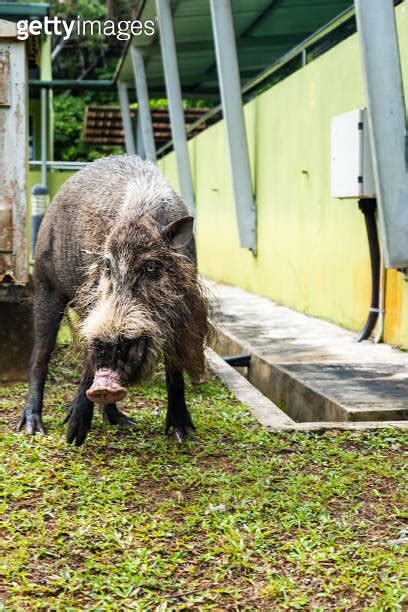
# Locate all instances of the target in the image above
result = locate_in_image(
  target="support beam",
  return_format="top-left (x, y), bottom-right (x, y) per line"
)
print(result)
top-left (209, 0), bottom-right (256, 251)
top-left (355, 0), bottom-right (408, 268)
top-left (136, 111), bottom-right (146, 159)
top-left (40, 87), bottom-right (47, 186)
top-left (155, 0), bottom-right (195, 212)
top-left (131, 48), bottom-right (156, 162)
top-left (117, 81), bottom-right (136, 155)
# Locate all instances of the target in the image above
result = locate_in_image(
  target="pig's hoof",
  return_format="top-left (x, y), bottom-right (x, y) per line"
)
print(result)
top-left (165, 413), bottom-right (196, 443)
top-left (16, 410), bottom-right (46, 435)
top-left (66, 405), bottom-right (93, 446)
top-left (166, 426), bottom-right (195, 443)
top-left (102, 403), bottom-right (136, 427)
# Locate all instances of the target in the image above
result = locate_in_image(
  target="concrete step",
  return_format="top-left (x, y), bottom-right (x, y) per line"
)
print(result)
top-left (209, 281), bottom-right (408, 423)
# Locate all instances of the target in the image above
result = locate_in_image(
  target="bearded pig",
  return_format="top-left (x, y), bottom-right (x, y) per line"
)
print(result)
top-left (18, 155), bottom-right (211, 446)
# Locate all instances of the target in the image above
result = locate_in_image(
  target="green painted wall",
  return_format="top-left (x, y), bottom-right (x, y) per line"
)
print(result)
top-left (27, 171), bottom-right (75, 258)
top-left (159, 3), bottom-right (408, 349)
top-left (28, 170), bottom-right (75, 199)
top-left (39, 35), bottom-right (54, 157)
top-left (28, 34), bottom-right (53, 161)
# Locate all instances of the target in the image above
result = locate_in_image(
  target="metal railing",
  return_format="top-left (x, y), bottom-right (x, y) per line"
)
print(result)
top-left (29, 160), bottom-right (88, 171)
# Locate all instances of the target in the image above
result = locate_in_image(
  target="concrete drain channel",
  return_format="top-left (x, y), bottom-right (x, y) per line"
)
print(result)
top-left (206, 328), bottom-right (408, 433)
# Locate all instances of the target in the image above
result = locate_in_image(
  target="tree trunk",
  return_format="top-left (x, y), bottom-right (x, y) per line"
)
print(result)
top-left (106, 0), bottom-right (114, 21)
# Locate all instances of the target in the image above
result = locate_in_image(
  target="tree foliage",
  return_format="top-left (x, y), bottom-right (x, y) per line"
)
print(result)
top-left (53, 93), bottom-right (122, 161)
top-left (49, 0), bottom-right (143, 80)
top-left (51, 0), bottom-right (139, 160)
top-left (50, 1), bottom-right (210, 160)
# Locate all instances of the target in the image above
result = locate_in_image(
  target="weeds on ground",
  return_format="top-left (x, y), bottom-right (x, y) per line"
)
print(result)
top-left (0, 347), bottom-right (407, 609)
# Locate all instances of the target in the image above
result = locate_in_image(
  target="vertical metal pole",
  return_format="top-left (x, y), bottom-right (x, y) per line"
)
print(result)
top-left (131, 48), bottom-right (156, 162)
top-left (209, 0), bottom-right (256, 252)
top-left (118, 81), bottom-right (136, 155)
top-left (355, 0), bottom-right (408, 269)
top-left (40, 87), bottom-right (47, 186)
top-left (136, 111), bottom-right (146, 159)
top-left (156, 0), bottom-right (195, 212)
top-left (210, 0), bottom-right (256, 252)
top-left (49, 87), bottom-right (54, 161)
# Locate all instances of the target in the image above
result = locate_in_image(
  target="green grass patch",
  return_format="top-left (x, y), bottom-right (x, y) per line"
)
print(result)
top-left (0, 347), bottom-right (407, 609)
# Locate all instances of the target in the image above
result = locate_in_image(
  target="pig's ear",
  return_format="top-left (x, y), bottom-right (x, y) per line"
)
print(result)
top-left (162, 216), bottom-right (194, 250)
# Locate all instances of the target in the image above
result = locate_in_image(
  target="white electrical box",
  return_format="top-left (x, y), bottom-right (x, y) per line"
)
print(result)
top-left (331, 108), bottom-right (376, 199)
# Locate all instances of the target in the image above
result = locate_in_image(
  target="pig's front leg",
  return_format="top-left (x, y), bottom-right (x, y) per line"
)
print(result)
top-left (64, 373), bottom-right (94, 446)
top-left (17, 285), bottom-right (67, 435)
top-left (165, 360), bottom-right (195, 442)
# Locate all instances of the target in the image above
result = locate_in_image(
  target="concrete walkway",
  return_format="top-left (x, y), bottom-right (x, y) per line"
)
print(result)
top-left (209, 281), bottom-right (408, 424)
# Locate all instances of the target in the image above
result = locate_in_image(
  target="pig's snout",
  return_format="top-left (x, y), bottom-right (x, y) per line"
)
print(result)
top-left (87, 336), bottom-right (149, 403)
top-left (86, 369), bottom-right (127, 404)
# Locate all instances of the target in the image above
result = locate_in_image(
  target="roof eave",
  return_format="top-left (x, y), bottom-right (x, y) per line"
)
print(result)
top-left (0, 3), bottom-right (49, 19)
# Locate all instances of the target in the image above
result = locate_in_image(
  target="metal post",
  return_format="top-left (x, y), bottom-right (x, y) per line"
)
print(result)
top-left (156, 0), bottom-right (195, 212)
top-left (117, 81), bottom-right (136, 155)
top-left (209, 0), bottom-right (256, 252)
top-left (49, 87), bottom-right (54, 162)
top-left (40, 87), bottom-right (47, 186)
top-left (132, 48), bottom-right (156, 162)
top-left (355, 0), bottom-right (408, 268)
top-left (136, 112), bottom-right (146, 159)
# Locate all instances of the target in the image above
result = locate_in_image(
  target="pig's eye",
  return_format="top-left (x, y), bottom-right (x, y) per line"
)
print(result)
top-left (144, 261), bottom-right (162, 279)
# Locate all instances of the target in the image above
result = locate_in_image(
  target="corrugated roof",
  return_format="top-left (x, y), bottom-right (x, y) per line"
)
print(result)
top-left (117, 0), bottom-right (353, 99)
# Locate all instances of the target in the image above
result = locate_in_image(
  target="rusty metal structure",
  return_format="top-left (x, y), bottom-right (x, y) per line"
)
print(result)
top-left (0, 19), bottom-right (33, 381)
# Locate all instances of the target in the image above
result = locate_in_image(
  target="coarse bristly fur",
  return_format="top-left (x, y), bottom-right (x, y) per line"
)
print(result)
top-left (35, 154), bottom-right (214, 383)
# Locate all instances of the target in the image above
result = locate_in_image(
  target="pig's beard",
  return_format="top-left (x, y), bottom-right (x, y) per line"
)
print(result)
top-left (73, 249), bottom-right (214, 382)
top-left (117, 339), bottom-right (158, 386)
top-left (79, 293), bottom-right (165, 383)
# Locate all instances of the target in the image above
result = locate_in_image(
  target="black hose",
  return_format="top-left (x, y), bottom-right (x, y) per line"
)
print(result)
top-left (356, 198), bottom-right (380, 342)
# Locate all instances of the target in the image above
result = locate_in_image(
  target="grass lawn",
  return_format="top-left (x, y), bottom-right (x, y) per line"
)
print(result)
top-left (0, 347), bottom-right (407, 610)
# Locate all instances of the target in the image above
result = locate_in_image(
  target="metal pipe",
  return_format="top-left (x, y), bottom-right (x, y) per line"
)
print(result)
top-left (30, 79), bottom-right (214, 100)
top-left (357, 199), bottom-right (381, 342)
top-left (31, 184), bottom-right (49, 259)
top-left (30, 79), bottom-right (114, 89)
top-left (131, 48), bottom-right (156, 162)
top-left (40, 87), bottom-right (47, 187)
top-left (355, 0), bottom-right (408, 269)
top-left (155, 0), bottom-right (195, 212)
top-left (209, 0), bottom-right (256, 252)
top-left (374, 251), bottom-right (386, 343)
top-left (30, 160), bottom-right (88, 169)
top-left (117, 82), bottom-right (136, 155)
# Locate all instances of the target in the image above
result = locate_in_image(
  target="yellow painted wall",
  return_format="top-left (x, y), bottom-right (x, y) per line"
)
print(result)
top-left (159, 3), bottom-right (408, 349)
top-left (28, 170), bottom-right (76, 200)
top-left (28, 35), bottom-right (54, 162)
top-left (27, 171), bottom-right (75, 257)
